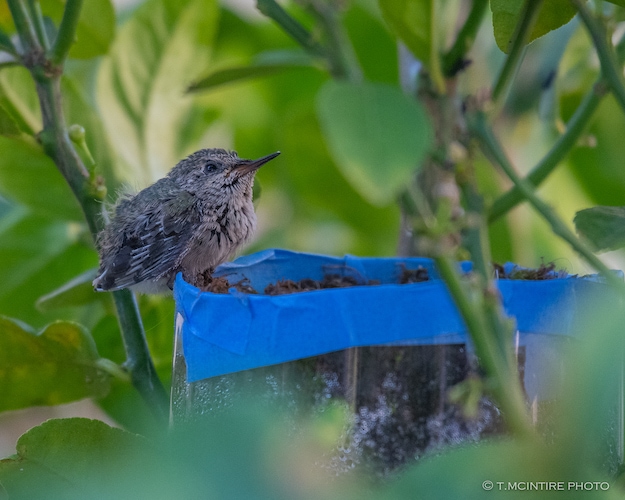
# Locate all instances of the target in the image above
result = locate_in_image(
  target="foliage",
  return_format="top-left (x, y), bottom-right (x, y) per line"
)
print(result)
top-left (0, 0), bottom-right (625, 497)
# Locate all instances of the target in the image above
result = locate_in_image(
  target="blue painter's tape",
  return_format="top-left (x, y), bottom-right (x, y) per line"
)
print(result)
top-left (174, 249), bottom-right (619, 383)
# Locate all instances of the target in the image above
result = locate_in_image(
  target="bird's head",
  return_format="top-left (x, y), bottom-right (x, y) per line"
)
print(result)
top-left (169, 148), bottom-right (280, 199)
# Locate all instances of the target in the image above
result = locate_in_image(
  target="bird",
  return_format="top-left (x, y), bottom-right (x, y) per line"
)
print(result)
top-left (93, 148), bottom-right (280, 294)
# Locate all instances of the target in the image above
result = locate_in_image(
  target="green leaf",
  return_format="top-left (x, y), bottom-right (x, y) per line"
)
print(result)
top-left (0, 136), bottom-right (83, 220)
top-left (491, 0), bottom-right (577, 53)
top-left (36, 268), bottom-right (99, 311)
top-left (0, 103), bottom-right (20, 136)
top-left (574, 206), bottom-right (625, 252)
top-left (0, 418), bottom-right (156, 499)
top-left (378, 0), bottom-right (434, 67)
top-left (96, 0), bottom-right (219, 187)
top-left (40, 0), bottom-right (115, 59)
top-left (0, 66), bottom-right (41, 135)
top-left (316, 80), bottom-right (432, 205)
top-left (605, 0), bottom-right (625, 7)
top-left (188, 51), bottom-right (316, 92)
top-left (0, 208), bottom-right (100, 328)
top-left (0, 318), bottom-right (110, 411)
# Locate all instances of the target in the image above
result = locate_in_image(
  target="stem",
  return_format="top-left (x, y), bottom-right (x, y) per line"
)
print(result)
top-left (434, 255), bottom-right (533, 437)
top-left (8, 0), bottom-right (169, 423)
top-left (492, 0), bottom-right (544, 103)
top-left (6, 0), bottom-right (40, 52)
top-left (472, 111), bottom-right (625, 290)
top-left (428, 0), bottom-right (445, 93)
top-left (48, 0), bottom-right (83, 66)
top-left (574, 0), bottom-right (625, 115)
top-left (27, 0), bottom-right (50, 50)
top-left (256, 0), bottom-right (327, 59)
top-left (113, 290), bottom-right (169, 422)
top-left (488, 79), bottom-right (606, 222)
top-left (442, 0), bottom-right (488, 77)
top-left (311, 1), bottom-right (362, 82)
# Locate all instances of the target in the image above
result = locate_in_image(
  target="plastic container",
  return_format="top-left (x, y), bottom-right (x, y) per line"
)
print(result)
top-left (171, 249), bottom-right (621, 474)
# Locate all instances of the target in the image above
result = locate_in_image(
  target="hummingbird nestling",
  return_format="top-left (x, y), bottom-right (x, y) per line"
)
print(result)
top-left (93, 148), bottom-right (280, 294)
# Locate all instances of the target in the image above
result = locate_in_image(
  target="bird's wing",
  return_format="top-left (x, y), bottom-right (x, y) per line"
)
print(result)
top-left (95, 189), bottom-right (200, 291)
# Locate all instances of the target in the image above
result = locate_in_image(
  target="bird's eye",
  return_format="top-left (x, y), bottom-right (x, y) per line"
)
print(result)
top-left (204, 162), bottom-right (218, 174)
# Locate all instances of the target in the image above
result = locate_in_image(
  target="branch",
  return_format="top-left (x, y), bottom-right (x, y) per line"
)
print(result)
top-left (434, 255), bottom-right (533, 437)
top-left (48, 0), bottom-right (83, 66)
top-left (308, 0), bottom-right (362, 82)
top-left (442, 0), bottom-right (488, 77)
top-left (471, 111), bottom-right (625, 290)
top-left (27, 0), bottom-right (50, 50)
top-left (6, 0), bottom-right (40, 52)
top-left (488, 80), bottom-right (606, 222)
top-left (7, 0), bottom-right (169, 423)
top-left (256, 0), bottom-right (327, 59)
top-left (573, 0), bottom-right (625, 115)
top-left (492, 0), bottom-right (544, 103)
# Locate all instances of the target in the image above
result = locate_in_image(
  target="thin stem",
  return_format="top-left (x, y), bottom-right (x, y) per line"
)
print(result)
top-left (6, 0), bottom-right (40, 52)
top-left (27, 0), bottom-right (50, 50)
top-left (488, 79), bottom-right (607, 222)
top-left (574, 0), bottom-right (625, 115)
top-left (8, 0), bottom-right (169, 422)
top-left (256, 0), bottom-right (327, 59)
top-left (113, 290), bottom-right (169, 422)
top-left (492, 0), bottom-right (544, 102)
top-left (428, 0), bottom-right (445, 93)
top-left (311, 1), bottom-right (362, 82)
top-left (434, 255), bottom-right (534, 437)
top-left (48, 0), bottom-right (83, 66)
top-left (472, 111), bottom-right (625, 290)
top-left (442, 0), bottom-right (488, 77)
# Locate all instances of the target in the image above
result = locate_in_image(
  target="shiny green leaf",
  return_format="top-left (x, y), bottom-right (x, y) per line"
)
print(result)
top-left (491, 0), bottom-right (577, 53)
top-left (0, 318), bottom-right (109, 411)
top-left (316, 80), bottom-right (432, 205)
top-left (97, 0), bottom-right (219, 187)
top-left (574, 206), bottom-right (625, 252)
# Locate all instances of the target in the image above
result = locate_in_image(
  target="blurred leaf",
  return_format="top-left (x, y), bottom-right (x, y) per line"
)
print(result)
top-left (0, 318), bottom-right (109, 411)
top-left (0, 66), bottom-right (40, 135)
top-left (0, 403), bottom-right (362, 499)
top-left (188, 51), bottom-right (315, 92)
top-left (0, 418), bottom-right (156, 499)
top-left (567, 94), bottom-right (625, 205)
top-left (345, 4), bottom-right (398, 85)
top-left (378, 0), bottom-right (434, 67)
top-left (491, 0), bottom-right (577, 54)
top-left (605, 0), bottom-right (625, 6)
top-left (40, 0), bottom-right (115, 59)
top-left (36, 268), bottom-right (99, 311)
top-left (189, 64), bottom-right (301, 92)
top-left (0, 136), bottom-right (83, 220)
top-left (97, 0), bottom-right (219, 186)
top-left (316, 80), bottom-right (432, 205)
top-left (0, 209), bottom-right (99, 328)
top-left (574, 206), bottom-right (625, 252)
top-left (0, 103), bottom-right (20, 136)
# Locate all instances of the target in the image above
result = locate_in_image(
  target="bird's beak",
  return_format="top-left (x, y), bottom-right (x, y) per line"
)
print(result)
top-left (234, 151), bottom-right (280, 177)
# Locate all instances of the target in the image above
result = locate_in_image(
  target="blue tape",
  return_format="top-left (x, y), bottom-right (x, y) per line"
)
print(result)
top-left (174, 249), bottom-right (619, 382)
